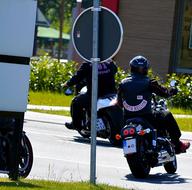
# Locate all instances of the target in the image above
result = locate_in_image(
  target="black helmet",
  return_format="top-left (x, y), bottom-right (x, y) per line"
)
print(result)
top-left (129, 55), bottom-right (150, 75)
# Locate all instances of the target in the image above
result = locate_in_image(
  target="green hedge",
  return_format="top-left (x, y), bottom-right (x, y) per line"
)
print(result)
top-left (30, 55), bottom-right (77, 92)
top-left (30, 56), bottom-right (126, 92)
top-left (30, 56), bottom-right (192, 109)
top-left (166, 73), bottom-right (192, 109)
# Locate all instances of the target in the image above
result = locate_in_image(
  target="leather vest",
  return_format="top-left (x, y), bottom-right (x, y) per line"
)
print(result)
top-left (120, 74), bottom-right (152, 116)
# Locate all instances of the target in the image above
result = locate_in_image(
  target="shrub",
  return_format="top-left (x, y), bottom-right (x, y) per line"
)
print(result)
top-left (30, 55), bottom-right (77, 92)
top-left (30, 56), bottom-right (192, 110)
top-left (166, 73), bottom-right (192, 109)
top-left (115, 66), bottom-right (127, 86)
top-left (30, 55), bottom-right (127, 92)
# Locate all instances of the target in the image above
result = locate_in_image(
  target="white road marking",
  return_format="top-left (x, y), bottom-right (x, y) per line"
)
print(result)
top-left (34, 155), bottom-right (128, 170)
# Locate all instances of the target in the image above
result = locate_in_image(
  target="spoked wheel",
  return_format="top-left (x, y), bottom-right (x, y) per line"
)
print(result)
top-left (18, 134), bottom-right (33, 178)
top-left (127, 137), bottom-right (151, 178)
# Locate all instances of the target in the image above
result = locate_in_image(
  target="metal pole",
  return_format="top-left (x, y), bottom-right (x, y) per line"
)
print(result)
top-left (90, 0), bottom-right (100, 184)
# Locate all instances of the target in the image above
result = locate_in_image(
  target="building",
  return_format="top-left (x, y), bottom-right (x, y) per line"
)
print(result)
top-left (35, 9), bottom-right (70, 59)
top-left (78, 0), bottom-right (192, 78)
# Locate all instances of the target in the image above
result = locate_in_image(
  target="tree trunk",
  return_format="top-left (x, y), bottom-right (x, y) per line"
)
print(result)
top-left (58, 0), bottom-right (64, 61)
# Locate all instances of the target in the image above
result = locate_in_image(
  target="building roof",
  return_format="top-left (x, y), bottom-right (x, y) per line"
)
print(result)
top-left (37, 26), bottom-right (70, 40)
top-left (36, 8), bottom-right (50, 27)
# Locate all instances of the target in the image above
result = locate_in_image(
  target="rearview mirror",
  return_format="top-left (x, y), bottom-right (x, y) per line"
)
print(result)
top-left (170, 80), bottom-right (177, 87)
top-left (65, 88), bottom-right (73, 95)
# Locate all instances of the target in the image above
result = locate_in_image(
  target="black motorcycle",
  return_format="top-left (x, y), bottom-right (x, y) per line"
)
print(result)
top-left (65, 87), bottom-right (123, 146)
top-left (0, 118), bottom-right (33, 179)
top-left (121, 81), bottom-right (178, 178)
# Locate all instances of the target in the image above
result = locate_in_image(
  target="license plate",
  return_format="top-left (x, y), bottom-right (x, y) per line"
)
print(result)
top-left (123, 138), bottom-right (137, 155)
top-left (96, 118), bottom-right (106, 131)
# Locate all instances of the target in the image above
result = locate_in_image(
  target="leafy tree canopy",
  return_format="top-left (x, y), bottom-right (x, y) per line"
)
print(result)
top-left (38, 0), bottom-right (76, 29)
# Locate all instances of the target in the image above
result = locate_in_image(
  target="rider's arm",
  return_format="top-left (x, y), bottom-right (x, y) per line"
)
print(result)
top-left (149, 79), bottom-right (177, 98)
top-left (66, 62), bottom-right (89, 87)
top-left (116, 83), bottom-right (123, 108)
top-left (111, 60), bottom-right (118, 75)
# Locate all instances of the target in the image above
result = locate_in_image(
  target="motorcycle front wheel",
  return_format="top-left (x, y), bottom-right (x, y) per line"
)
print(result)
top-left (18, 134), bottom-right (33, 178)
top-left (78, 109), bottom-right (91, 139)
top-left (164, 155), bottom-right (177, 174)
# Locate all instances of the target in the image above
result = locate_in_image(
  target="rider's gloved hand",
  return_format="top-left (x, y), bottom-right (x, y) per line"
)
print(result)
top-left (63, 81), bottom-right (68, 87)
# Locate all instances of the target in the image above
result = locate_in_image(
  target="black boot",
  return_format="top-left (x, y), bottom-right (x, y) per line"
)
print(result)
top-left (65, 122), bottom-right (75, 130)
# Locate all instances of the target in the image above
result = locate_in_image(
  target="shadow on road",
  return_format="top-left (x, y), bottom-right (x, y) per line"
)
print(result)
top-left (72, 135), bottom-right (122, 148)
top-left (125, 173), bottom-right (189, 184)
top-left (0, 180), bottom-right (41, 188)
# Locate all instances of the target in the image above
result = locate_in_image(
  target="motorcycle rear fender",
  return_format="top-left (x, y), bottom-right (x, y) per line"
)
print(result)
top-left (98, 105), bottom-right (124, 133)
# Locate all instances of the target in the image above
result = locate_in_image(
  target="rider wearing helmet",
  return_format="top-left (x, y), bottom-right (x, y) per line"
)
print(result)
top-left (117, 55), bottom-right (190, 154)
top-left (129, 55), bottom-right (149, 75)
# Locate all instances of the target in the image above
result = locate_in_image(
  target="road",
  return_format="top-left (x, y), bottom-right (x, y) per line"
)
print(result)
top-left (23, 111), bottom-right (192, 190)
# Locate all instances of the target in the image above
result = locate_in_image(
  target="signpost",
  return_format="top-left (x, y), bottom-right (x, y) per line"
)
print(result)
top-left (72, 6), bottom-right (123, 62)
top-left (72, 0), bottom-right (123, 184)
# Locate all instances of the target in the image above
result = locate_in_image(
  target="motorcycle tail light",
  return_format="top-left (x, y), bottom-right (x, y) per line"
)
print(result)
top-left (123, 129), bottom-right (129, 136)
top-left (129, 128), bottom-right (135, 135)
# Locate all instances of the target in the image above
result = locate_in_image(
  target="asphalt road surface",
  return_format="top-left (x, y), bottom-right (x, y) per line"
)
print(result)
top-left (22, 111), bottom-right (192, 190)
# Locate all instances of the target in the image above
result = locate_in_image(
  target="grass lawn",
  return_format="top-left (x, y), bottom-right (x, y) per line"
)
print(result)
top-left (29, 91), bottom-right (192, 114)
top-left (29, 91), bottom-right (73, 107)
top-left (0, 178), bottom-right (126, 190)
top-left (169, 107), bottom-right (192, 115)
top-left (175, 118), bottom-right (192, 132)
top-left (28, 91), bottom-right (192, 132)
top-left (28, 109), bottom-right (71, 116)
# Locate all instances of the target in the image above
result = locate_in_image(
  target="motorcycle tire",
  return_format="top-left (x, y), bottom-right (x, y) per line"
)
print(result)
top-left (102, 115), bottom-right (122, 147)
top-left (18, 134), bottom-right (33, 178)
top-left (77, 109), bottom-right (91, 139)
top-left (78, 129), bottom-right (91, 139)
top-left (164, 155), bottom-right (177, 174)
top-left (126, 137), bottom-right (151, 178)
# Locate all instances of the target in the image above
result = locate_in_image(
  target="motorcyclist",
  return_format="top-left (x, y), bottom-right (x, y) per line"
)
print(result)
top-left (116, 55), bottom-right (190, 154)
top-left (64, 59), bottom-right (117, 131)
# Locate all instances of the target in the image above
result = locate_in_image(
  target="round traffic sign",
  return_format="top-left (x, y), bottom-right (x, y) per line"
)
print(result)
top-left (72, 6), bottom-right (123, 62)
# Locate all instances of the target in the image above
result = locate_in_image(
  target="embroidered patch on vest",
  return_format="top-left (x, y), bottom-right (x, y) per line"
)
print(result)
top-left (137, 95), bottom-right (143, 100)
top-left (123, 100), bottom-right (148, 112)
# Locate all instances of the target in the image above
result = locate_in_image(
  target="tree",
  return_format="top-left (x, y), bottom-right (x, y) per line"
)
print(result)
top-left (38, 0), bottom-right (75, 22)
top-left (38, 0), bottom-right (76, 60)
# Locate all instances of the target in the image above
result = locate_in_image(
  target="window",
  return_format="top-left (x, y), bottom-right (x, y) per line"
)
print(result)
top-left (189, 21), bottom-right (192, 49)
top-left (177, 0), bottom-right (192, 72)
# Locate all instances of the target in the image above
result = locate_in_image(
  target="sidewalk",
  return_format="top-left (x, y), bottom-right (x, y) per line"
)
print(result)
top-left (27, 104), bottom-right (70, 111)
top-left (27, 104), bottom-right (192, 118)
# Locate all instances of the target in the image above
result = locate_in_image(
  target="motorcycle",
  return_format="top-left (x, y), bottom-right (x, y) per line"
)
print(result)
top-left (0, 118), bottom-right (33, 179)
top-left (120, 81), bottom-right (178, 178)
top-left (65, 87), bottom-right (124, 146)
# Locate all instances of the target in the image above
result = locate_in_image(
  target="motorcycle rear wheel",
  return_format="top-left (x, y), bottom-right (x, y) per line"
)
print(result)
top-left (126, 137), bottom-right (151, 178)
top-left (102, 116), bottom-right (122, 147)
